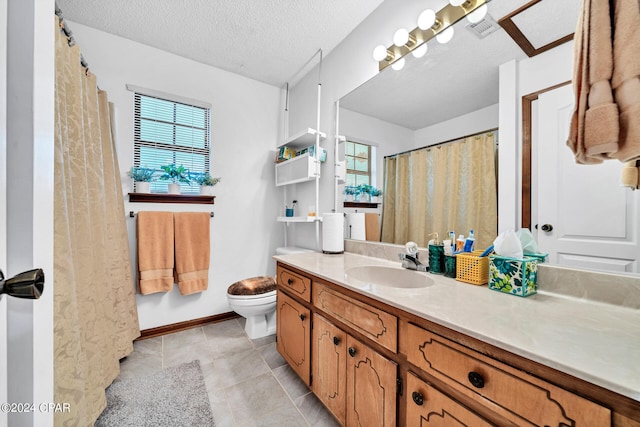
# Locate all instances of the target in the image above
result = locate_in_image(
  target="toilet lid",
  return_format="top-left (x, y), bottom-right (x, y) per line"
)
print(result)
top-left (227, 276), bottom-right (276, 296)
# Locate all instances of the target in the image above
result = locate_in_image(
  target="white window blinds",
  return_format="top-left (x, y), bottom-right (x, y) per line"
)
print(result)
top-left (133, 92), bottom-right (211, 194)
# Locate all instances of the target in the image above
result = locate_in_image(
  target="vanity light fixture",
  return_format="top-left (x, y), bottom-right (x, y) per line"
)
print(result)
top-left (372, 0), bottom-right (489, 72)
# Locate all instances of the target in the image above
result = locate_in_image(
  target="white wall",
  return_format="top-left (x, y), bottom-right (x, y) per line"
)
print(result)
top-left (69, 22), bottom-right (283, 330)
top-left (414, 103), bottom-right (499, 147)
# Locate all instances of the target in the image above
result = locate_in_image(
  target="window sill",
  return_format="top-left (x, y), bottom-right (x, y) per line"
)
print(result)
top-left (343, 201), bottom-right (379, 209)
top-left (128, 193), bottom-right (215, 204)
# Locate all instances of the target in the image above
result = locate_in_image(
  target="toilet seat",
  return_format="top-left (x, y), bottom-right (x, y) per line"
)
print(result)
top-left (227, 289), bottom-right (276, 302)
top-left (227, 276), bottom-right (276, 297)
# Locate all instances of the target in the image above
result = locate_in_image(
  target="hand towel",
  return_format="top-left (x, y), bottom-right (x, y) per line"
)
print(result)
top-left (365, 213), bottom-right (380, 241)
top-left (621, 160), bottom-right (640, 190)
top-left (610, 0), bottom-right (640, 162)
top-left (137, 211), bottom-right (174, 295)
top-left (568, 0), bottom-right (620, 163)
top-left (174, 212), bottom-right (210, 295)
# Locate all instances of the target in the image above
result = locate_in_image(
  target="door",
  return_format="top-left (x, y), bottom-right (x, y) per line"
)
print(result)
top-left (537, 84), bottom-right (640, 272)
top-left (276, 291), bottom-right (311, 385)
top-left (1, 0), bottom-right (9, 424)
top-left (346, 335), bottom-right (397, 427)
top-left (312, 314), bottom-right (347, 424)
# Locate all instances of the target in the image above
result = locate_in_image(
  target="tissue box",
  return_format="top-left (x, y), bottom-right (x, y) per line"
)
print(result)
top-left (297, 145), bottom-right (327, 162)
top-left (488, 255), bottom-right (538, 297)
top-left (524, 252), bottom-right (548, 263)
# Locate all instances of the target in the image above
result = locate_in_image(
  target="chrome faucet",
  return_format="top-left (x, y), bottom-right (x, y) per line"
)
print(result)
top-left (398, 252), bottom-right (428, 272)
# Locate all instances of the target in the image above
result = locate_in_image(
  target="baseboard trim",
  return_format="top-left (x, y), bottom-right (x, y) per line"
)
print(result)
top-left (137, 312), bottom-right (240, 340)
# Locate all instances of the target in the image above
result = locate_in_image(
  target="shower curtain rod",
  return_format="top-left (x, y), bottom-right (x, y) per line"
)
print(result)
top-left (384, 127), bottom-right (498, 159)
top-left (55, 4), bottom-right (89, 69)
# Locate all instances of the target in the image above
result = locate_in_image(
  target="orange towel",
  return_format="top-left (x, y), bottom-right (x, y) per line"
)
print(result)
top-left (365, 213), bottom-right (380, 241)
top-left (137, 211), bottom-right (174, 295)
top-left (174, 212), bottom-right (210, 295)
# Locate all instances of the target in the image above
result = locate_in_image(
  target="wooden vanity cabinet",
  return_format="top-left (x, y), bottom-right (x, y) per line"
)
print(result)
top-left (275, 262), bottom-right (639, 427)
top-left (276, 290), bottom-right (311, 385)
top-left (313, 313), bottom-right (397, 427)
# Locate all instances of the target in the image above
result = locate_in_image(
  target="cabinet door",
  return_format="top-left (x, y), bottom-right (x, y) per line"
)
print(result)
top-left (346, 335), bottom-right (397, 427)
top-left (406, 372), bottom-right (493, 427)
top-left (276, 291), bottom-right (311, 385)
top-left (312, 314), bottom-right (347, 425)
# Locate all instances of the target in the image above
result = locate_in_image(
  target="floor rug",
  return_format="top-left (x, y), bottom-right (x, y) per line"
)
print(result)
top-left (95, 360), bottom-right (215, 427)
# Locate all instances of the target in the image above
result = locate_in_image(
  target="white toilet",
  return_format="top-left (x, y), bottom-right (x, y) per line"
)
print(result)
top-left (227, 276), bottom-right (277, 339)
top-left (227, 247), bottom-right (313, 339)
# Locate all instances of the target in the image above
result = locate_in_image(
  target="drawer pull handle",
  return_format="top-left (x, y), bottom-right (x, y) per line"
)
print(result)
top-left (333, 336), bottom-right (341, 346)
top-left (287, 278), bottom-right (293, 285)
top-left (348, 347), bottom-right (356, 357)
top-left (412, 391), bottom-right (424, 406)
top-left (468, 371), bottom-right (485, 389)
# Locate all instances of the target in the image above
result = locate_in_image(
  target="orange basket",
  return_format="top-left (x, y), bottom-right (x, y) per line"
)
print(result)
top-left (455, 250), bottom-right (489, 285)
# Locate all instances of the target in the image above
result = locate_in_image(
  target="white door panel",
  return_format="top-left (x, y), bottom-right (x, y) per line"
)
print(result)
top-left (537, 84), bottom-right (639, 273)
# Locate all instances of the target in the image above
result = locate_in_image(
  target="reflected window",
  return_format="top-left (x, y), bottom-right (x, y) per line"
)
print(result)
top-left (345, 141), bottom-right (372, 186)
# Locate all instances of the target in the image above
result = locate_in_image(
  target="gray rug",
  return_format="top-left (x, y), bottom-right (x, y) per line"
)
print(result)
top-left (95, 360), bottom-right (215, 427)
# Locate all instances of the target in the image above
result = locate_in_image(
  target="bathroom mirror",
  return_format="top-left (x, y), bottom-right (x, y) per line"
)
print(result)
top-left (339, 0), bottom-right (639, 275)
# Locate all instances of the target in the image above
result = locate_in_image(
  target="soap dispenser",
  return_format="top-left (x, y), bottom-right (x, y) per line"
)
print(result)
top-left (428, 232), bottom-right (444, 274)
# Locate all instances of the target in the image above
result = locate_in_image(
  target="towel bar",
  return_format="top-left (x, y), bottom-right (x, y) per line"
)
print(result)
top-left (129, 211), bottom-right (214, 218)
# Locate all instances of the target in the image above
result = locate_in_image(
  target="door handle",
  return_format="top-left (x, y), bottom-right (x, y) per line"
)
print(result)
top-left (0, 269), bottom-right (45, 299)
top-left (541, 224), bottom-right (554, 232)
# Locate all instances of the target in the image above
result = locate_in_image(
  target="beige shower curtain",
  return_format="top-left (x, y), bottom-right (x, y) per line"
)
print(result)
top-left (54, 18), bottom-right (140, 426)
top-left (381, 132), bottom-right (497, 250)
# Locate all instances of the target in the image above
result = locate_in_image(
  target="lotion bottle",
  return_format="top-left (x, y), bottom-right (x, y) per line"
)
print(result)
top-left (463, 229), bottom-right (475, 252)
top-left (456, 234), bottom-right (465, 252)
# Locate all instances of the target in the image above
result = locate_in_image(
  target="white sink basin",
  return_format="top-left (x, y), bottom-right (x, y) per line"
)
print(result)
top-left (345, 265), bottom-right (434, 289)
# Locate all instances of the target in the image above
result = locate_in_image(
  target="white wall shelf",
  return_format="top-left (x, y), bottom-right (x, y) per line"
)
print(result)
top-left (277, 216), bottom-right (323, 223)
top-left (275, 153), bottom-right (320, 186)
top-left (278, 127), bottom-right (326, 149)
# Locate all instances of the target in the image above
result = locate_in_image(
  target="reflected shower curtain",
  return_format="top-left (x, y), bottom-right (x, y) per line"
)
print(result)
top-left (381, 132), bottom-right (497, 250)
top-left (54, 18), bottom-right (140, 426)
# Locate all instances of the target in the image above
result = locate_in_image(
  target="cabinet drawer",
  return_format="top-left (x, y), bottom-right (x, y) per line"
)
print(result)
top-left (313, 282), bottom-right (397, 353)
top-left (406, 372), bottom-right (493, 427)
top-left (406, 323), bottom-right (611, 427)
top-left (277, 265), bottom-right (311, 302)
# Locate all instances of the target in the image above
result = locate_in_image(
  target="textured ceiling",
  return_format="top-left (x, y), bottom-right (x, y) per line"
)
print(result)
top-left (55, 0), bottom-right (385, 87)
top-left (340, 0), bottom-right (581, 130)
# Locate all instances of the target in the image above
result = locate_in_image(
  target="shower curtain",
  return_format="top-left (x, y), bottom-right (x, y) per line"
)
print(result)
top-left (54, 17), bottom-right (140, 426)
top-left (381, 132), bottom-right (497, 249)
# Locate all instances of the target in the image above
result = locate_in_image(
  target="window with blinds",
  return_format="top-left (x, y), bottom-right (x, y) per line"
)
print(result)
top-left (345, 141), bottom-right (372, 186)
top-left (134, 92), bottom-right (210, 194)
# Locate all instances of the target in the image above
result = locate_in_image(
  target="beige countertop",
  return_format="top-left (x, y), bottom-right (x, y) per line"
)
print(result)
top-left (274, 251), bottom-right (640, 402)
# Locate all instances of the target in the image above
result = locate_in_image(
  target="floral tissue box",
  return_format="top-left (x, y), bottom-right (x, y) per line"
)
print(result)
top-left (488, 255), bottom-right (538, 297)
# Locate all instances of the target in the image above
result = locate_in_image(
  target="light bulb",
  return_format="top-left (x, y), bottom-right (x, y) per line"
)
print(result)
top-left (373, 45), bottom-right (388, 61)
top-left (391, 57), bottom-right (405, 71)
top-left (417, 9), bottom-right (436, 30)
top-left (436, 26), bottom-right (454, 44)
top-left (467, 4), bottom-right (488, 23)
top-left (412, 43), bottom-right (428, 58)
top-left (449, 0), bottom-right (466, 6)
top-left (393, 28), bottom-right (409, 47)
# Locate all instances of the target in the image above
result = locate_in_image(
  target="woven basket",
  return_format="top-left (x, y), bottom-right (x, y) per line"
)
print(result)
top-left (455, 250), bottom-right (489, 285)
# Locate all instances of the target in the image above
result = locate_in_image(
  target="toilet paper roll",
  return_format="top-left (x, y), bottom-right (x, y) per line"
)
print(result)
top-left (322, 213), bottom-right (344, 254)
top-left (345, 213), bottom-right (366, 240)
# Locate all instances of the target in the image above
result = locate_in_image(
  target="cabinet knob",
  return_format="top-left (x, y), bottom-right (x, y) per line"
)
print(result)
top-left (348, 347), bottom-right (356, 357)
top-left (412, 391), bottom-right (424, 406)
top-left (468, 371), bottom-right (485, 389)
top-left (299, 313), bottom-right (306, 321)
top-left (333, 336), bottom-right (341, 346)
top-left (287, 278), bottom-right (293, 285)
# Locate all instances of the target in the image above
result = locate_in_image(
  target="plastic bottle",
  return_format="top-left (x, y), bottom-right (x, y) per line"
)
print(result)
top-left (455, 235), bottom-right (465, 252)
top-left (463, 229), bottom-right (475, 252)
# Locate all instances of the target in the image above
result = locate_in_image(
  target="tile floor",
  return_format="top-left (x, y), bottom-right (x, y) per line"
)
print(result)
top-left (117, 318), bottom-right (341, 427)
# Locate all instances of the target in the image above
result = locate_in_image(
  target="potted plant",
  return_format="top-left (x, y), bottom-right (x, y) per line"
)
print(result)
top-left (191, 172), bottom-right (221, 195)
top-left (127, 166), bottom-right (156, 193)
top-left (344, 185), bottom-right (361, 201)
top-left (369, 186), bottom-right (383, 203)
top-left (359, 184), bottom-right (382, 202)
top-left (160, 164), bottom-right (191, 194)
